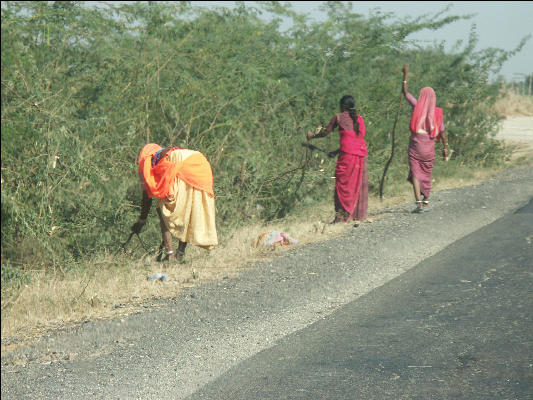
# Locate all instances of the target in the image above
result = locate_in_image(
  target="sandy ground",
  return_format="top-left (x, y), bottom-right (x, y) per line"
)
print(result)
top-left (496, 116), bottom-right (533, 158)
top-left (1, 116), bottom-right (533, 399)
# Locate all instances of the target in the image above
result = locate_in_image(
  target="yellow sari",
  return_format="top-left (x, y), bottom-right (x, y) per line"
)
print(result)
top-left (158, 149), bottom-right (218, 249)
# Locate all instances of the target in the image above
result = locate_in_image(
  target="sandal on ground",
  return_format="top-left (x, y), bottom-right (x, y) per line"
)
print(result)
top-left (422, 198), bottom-right (433, 211)
top-left (412, 200), bottom-right (426, 214)
top-left (331, 215), bottom-right (344, 224)
top-left (157, 241), bottom-right (186, 262)
top-left (159, 250), bottom-right (176, 263)
top-left (159, 249), bottom-right (187, 263)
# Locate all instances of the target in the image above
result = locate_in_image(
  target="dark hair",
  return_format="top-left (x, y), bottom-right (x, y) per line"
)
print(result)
top-left (340, 95), bottom-right (360, 136)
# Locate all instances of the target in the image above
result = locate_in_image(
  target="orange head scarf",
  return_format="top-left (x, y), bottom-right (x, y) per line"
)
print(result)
top-left (410, 87), bottom-right (443, 140)
top-left (137, 143), bottom-right (214, 199)
top-left (138, 143), bottom-right (162, 174)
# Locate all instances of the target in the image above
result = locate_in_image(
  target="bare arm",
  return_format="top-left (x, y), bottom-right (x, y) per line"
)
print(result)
top-left (312, 127), bottom-right (330, 139)
top-left (440, 130), bottom-right (448, 160)
top-left (139, 190), bottom-right (152, 220)
top-left (307, 115), bottom-right (337, 140)
top-left (402, 64), bottom-right (409, 97)
top-left (131, 189), bottom-right (152, 233)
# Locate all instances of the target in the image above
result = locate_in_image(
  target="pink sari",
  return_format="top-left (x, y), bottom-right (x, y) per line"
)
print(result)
top-left (335, 155), bottom-right (368, 221)
top-left (335, 118), bottom-right (368, 221)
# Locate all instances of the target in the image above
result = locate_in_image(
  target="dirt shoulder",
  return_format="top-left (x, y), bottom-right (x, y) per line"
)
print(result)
top-left (1, 116), bottom-right (532, 347)
top-left (2, 163), bottom-right (532, 399)
top-left (496, 116), bottom-right (533, 158)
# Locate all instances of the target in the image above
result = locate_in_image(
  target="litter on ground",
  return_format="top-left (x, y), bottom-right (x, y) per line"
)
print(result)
top-left (254, 231), bottom-right (298, 248)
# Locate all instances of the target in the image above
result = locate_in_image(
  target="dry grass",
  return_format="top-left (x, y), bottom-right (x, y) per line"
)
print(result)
top-left (3, 107), bottom-right (533, 351)
top-left (0, 202), bottom-right (350, 345)
top-left (2, 162), bottom-right (521, 352)
top-left (493, 88), bottom-right (533, 117)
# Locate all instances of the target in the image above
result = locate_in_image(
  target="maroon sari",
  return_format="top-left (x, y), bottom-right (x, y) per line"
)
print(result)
top-left (407, 133), bottom-right (435, 199)
top-left (405, 90), bottom-right (445, 199)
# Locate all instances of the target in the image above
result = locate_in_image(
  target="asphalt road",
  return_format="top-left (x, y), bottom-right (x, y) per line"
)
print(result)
top-left (2, 167), bottom-right (533, 400)
top-left (189, 199), bottom-right (533, 400)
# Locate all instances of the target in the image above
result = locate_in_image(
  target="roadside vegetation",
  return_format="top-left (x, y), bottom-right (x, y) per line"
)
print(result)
top-left (1, 1), bottom-right (531, 342)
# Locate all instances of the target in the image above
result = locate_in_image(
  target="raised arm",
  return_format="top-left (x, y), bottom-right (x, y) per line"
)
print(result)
top-left (401, 64), bottom-right (419, 108)
top-left (402, 64), bottom-right (409, 97)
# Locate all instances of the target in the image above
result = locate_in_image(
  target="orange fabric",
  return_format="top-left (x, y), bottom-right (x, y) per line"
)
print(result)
top-left (138, 143), bottom-right (162, 171)
top-left (138, 144), bottom-right (214, 199)
top-left (137, 144), bottom-right (162, 198)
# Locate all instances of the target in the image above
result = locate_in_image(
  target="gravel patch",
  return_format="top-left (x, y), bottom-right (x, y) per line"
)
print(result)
top-left (2, 167), bottom-right (533, 400)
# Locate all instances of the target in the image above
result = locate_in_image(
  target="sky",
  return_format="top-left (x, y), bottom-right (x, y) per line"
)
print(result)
top-left (190, 1), bottom-right (533, 82)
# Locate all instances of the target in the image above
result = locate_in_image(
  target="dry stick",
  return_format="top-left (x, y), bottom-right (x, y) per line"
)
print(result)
top-left (275, 141), bottom-right (311, 218)
top-left (1, 81), bottom-right (41, 109)
top-left (1, 287), bottom-right (25, 313)
top-left (114, 231), bottom-right (134, 257)
top-left (301, 141), bottom-right (330, 156)
top-left (134, 233), bottom-right (151, 254)
top-left (113, 231), bottom-right (151, 257)
top-left (145, 31), bottom-right (192, 86)
top-left (379, 87), bottom-right (404, 201)
top-left (145, 102), bottom-right (150, 142)
top-left (213, 127), bottom-right (234, 170)
top-left (76, 276), bottom-right (92, 301)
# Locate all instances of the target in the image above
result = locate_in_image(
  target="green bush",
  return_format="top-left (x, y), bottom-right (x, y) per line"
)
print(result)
top-left (1, 1), bottom-right (527, 271)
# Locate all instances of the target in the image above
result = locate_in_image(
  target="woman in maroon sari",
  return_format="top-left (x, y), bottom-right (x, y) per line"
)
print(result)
top-left (307, 95), bottom-right (368, 223)
top-left (402, 65), bottom-right (448, 213)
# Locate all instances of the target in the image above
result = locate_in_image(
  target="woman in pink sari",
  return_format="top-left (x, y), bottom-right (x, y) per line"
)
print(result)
top-left (307, 95), bottom-right (368, 224)
top-left (402, 65), bottom-right (448, 213)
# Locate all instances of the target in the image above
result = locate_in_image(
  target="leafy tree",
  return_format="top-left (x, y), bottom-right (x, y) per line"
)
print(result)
top-left (1, 1), bottom-right (527, 272)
